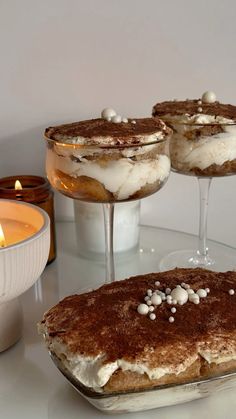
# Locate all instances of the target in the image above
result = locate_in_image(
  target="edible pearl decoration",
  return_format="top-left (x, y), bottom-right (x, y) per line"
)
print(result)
top-left (149, 306), bottom-right (155, 312)
top-left (149, 313), bottom-right (156, 320)
top-left (187, 289), bottom-right (194, 295)
top-left (101, 108), bottom-right (116, 119)
top-left (171, 307), bottom-right (176, 314)
top-left (169, 316), bottom-right (175, 323)
top-left (155, 281), bottom-right (160, 286)
top-left (205, 288), bottom-right (210, 294)
top-left (229, 289), bottom-right (235, 295)
top-left (197, 289), bottom-right (207, 298)
top-left (111, 115), bottom-right (122, 123)
top-left (131, 120), bottom-right (136, 124)
top-left (147, 300), bottom-right (152, 306)
top-left (165, 288), bottom-right (171, 295)
top-left (122, 117), bottom-right (128, 123)
top-left (202, 91), bottom-right (216, 104)
top-left (171, 287), bottom-right (188, 304)
top-left (137, 304), bottom-right (149, 315)
top-left (147, 289), bottom-right (153, 297)
top-left (197, 107), bottom-right (203, 113)
top-left (151, 294), bottom-right (162, 306)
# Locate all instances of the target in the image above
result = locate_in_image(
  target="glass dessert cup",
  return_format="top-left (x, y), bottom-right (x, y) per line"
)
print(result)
top-left (160, 121), bottom-right (236, 271)
top-left (45, 135), bottom-right (170, 282)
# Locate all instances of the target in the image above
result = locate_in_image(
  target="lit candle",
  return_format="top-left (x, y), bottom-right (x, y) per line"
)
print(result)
top-left (0, 175), bottom-right (56, 263)
top-left (0, 219), bottom-right (37, 247)
top-left (0, 224), bottom-right (6, 248)
top-left (0, 199), bottom-right (50, 352)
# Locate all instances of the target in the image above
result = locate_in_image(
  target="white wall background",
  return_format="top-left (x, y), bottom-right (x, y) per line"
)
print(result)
top-left (0, 0), bottom-right (236, 246)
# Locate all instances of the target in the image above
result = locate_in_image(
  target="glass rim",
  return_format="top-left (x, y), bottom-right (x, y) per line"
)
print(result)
top-left (162, 119), bottom-right (236, 127)
top-left (44, 134), bottom-right (168, 149)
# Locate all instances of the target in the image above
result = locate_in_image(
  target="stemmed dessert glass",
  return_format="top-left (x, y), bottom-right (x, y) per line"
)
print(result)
top-left (160, 121), bottom-right (236, 270)
top-left (45, 134), bottom-right (171, 283)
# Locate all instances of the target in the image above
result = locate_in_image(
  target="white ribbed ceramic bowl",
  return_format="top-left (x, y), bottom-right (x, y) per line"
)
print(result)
top-left (0, 199), bottom-right (50, 351)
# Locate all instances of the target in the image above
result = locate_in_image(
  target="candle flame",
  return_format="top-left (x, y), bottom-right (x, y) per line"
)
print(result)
top-left (0, 224), bottom-right (6, 248)
top-left (15, 180), bottom-right (23, 190)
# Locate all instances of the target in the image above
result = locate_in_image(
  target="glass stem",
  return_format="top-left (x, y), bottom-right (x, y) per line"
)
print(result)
top-left (103, 203), bottom-right (115, 283)
top-left (197, 177), bottom-right (212, 258)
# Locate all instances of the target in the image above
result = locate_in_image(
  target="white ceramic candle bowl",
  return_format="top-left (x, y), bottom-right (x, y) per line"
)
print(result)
top-left (0, 199), bottom-right (50, 352)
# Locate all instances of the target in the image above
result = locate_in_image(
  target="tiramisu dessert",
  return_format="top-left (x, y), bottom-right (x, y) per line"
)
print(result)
top-left (45, 108), bottom-right (171, 202)
top-left (39, 268), bottom-right (236, 394)
top-left (152, 91), bottom-right (236, 176)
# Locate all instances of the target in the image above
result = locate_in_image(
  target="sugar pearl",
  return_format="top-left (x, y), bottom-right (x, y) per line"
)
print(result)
top-left (185, 284), bottom-right (190, 289)
top-left (181, 283), bottom-right (186, 288)
top-left (171, 287), bottom-right (188, 304)
top-left (151, 294), bottom-right (162, 306)
top-left (197, 100), bottom-right (202, 105)
top-left (131, 120), bottom-right (136, 124)
top-left (147, 289), bottom-right (153, 297)
top-left (144, 296), bottom-right (149, 302)
top-left (101, 108), bottom-right (116, 119)
top-left (172, 299), bottom-right (177, 305)
top-left (161, 295), bottom-right (166, 301)
top-left (198, 107), bottom-right (203, 112)
top-left (111, 115), bottom-right (122, 123)
top-left (205, 288), bottom-right (210, 294)
top-left (229, 289), bottom-right (235, 295)
top-left (166, 288), bottom-right (171, 295)
top-left (193, 298), bottom-right (200, 304)
top-left (122, 117), bottom-right (128, 123)
top-left (189, 293), bottom-right (199, 301)
top-left (137, 304), bottom-right (149, 315)
top-left (149, 313), bottom-right (156, 320)
top-left (187, 289), bottom-right (194, 295)
top-left (149, 306), bottom-right (155, 312)
top-left (202, 91), bottom-right (216, 104)
top-left (155, 281), bottom-right (160, 286)
top-left (147, 300), bottom-right (152, 306)
top-left (197, 289), bottom-right (207, 298)
top-left (169, 316), bottom-right (175, 323)
top-left (171, 307), bottom-right (176, 314)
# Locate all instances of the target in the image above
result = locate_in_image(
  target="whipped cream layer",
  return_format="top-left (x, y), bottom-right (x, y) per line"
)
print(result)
top-left (49, 337), bottom-right (236, 390)
top-left (165, 114), bottom-right (236, 171)
top-left (47, 148), bottom-right (170, 200)
top-left (49, 338), bottom-right (197, 390)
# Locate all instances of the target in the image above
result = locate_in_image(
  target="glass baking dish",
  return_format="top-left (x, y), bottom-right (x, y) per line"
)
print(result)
top-left (49, 351), bottom-right (236, 414)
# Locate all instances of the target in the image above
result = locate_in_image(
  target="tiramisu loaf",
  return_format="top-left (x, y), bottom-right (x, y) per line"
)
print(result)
top-left (45, 116), bottom-right (171, 202)
top-left (152, 93), bottom-right (236, 176)
top-left (39, 268), bottom-right (236, 393)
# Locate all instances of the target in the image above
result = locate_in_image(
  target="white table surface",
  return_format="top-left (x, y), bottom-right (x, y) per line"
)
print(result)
top-left (1, 222), bottom-right (236, 419)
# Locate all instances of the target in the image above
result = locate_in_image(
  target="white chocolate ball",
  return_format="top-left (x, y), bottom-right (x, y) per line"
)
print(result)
top-left (111, 115), bottom-right (122, 123)
top-left (187, 289), bottom-right (194, 295)
top-left (147, 289), bottom-right (153, 297)
top-left (155, 281), bottom-right (160, 286)
top-left (197, 289), bottom-right (207, 298)
top-left (147, 300), bottom-right (152, 306)
top-left (201, 91), bottom-right (216, 103)
top-left (169, 316), bottom-right (175, 323)
top-left (131, 120), bottom-right (136, 124)
top-left (137, 303), bottom-right (149, 315)
top-left (229, 289), bottom-right (235, 295)
top-left (205, 288), bottom-right (210, 294)
top-left (189, 293), bottom-right (200, 303)
top-left (101, 108), bottom-right (116, 119)
top-left (122, 117), bottom-right (128, 123)
top-left (171, 287), bottom-right (188, 304)
top-left (172, 299), bottom-right (177, 305)
top-left (149, 306), bottom-right (155, 312)
top-left (149, 313), bottom-right (156, 320)
top-left (165, 288), bottom-right (171, 295)
top-left (151, 293), bottom-right (162, 306)
top-left (171, 307), bottom-right (176, 314)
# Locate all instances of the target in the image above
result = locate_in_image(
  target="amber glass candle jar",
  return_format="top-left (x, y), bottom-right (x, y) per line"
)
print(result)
top-left (0, 175), bottom-right (56, 264)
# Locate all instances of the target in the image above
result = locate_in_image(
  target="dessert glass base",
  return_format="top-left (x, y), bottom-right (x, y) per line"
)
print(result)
top-left (160, 249), bottom-right (217, 271)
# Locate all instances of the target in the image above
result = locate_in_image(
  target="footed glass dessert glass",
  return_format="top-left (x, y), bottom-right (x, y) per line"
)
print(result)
top-left (160, 121), bottom-right (236, 270)
top-left (45, 134), bottom-right (170, 282)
